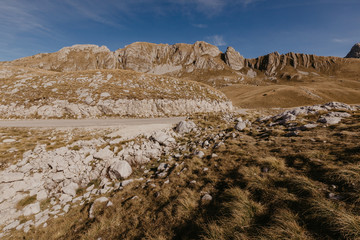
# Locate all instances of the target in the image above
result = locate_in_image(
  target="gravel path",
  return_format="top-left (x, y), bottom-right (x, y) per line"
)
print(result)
top-left (0, 117), bottom-right (186, 128)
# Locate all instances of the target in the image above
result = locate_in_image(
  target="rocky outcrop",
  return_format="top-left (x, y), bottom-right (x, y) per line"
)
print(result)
top-left (9, 45), bottom-right (117, 72)
top-left (0, 121), bottom-right (186, 233)
top-left (246, 52), bottom-right (337, 76)
top-left (224, 47), bottom-right (245, 70)
top-left (0, 99), bottom-right (233, 119)
top-left (3, 41), bottom-right (357, 82)
top-left (345, 43), bottom-right (360, 58)
top-left (5, 42), bottom-right (226, 75)
top-left (116, 41), bottom-right (224, 74)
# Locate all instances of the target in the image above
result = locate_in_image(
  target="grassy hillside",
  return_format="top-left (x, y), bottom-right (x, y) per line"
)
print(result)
top-left (6, 108), bottom-right (360, 239)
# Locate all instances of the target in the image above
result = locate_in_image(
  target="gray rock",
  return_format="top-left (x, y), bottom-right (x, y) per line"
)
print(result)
top-left (0, 172), bottom-right (24, 183)
top-left (175, 120), bottom-right (197, 134)
top-left (201, 193), bottom-right (213, 203)
top-left (108, 160), bottom-right (132, 180)
top-left (121, 179), bottom-right (134, 187)
top-left (194, 150), bottom-right (205, 158)
top-left (235, 121), bottom-right (246, 131)
top-left (23, 202), bottom-right (41, 216)
top-left (62, 182), bottom-right (79, 197)
top-left (157, 163), bottom-right (169, 172)
top-left (300, 123), bottom-right (318, 130)
top-left (318, 116), bottom-right (342, 125)
top-left (37, 190), bottom-right (48, 201)
top-left (150, 131), bottom-right (176, 146)
top-left (94, 147), bottom-right (114, 160)
top-left (224, 46), bottom-right (245, 70)
top-left (3, 220), bottom-right (20, 231)
top-left (51, 172), bottom-right (65, 183)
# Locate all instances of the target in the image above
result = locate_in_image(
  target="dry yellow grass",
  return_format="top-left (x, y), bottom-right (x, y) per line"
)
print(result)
top-left (0, 66), bottom-right (227, 107)
top-left (0, 127), bottom-right (113, 170)
top-left (5, 110), bottom-right (359, 239)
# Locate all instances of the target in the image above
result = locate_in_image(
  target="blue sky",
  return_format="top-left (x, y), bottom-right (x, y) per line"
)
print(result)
top-left (1, 0), bottom-right (359, 61)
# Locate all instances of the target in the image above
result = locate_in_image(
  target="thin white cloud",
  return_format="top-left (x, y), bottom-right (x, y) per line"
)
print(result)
top-left (206, 35), bottom-right (227, 46)
top-left (193, 24), bottom-right (208, 28)
top-left (332, 38), bottom-right (351, 43)
top-left (0, 1), bottom-right (48, 33)
top-left (238, 0), bottom-right (261, 6)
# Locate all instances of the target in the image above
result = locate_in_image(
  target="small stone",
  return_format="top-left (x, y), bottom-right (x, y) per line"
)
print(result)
top-left (175, 121), bottom-right (197, 134)
top-left (63, 204), bottom-right (70, 213)
top-left (194, 150), bottom-right (205, 158)
top-left (235, 122), bottom-right (246, 131)
top-left (201, 193), bottom-right (213, 203)
top-left (23, 202), bottom-right (41, 216)
top-left (62, 182), bottom-right (79, 197)
top-left (157, 163), bottom-right (169, 172)
top-left (121, 179), bottom-right (134, 187)
top-left (3, 220), bottom-right (20, 231)
top-left (36, 190), bottom-right (48, 201)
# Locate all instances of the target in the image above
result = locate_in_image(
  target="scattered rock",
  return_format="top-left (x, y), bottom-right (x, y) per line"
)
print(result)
top-left (121, 179), bottom-right (134, 187)
top-left (194, 150), bottom-right (205, 158)
top-left (235, 121), bottom-right (246, 131)
top-left (175, 120), bottom-right (197, 134)
top-left (62, 182), bottom-right (79, 197)
top-left (108, 160), bottom-right (132, 180)
top-left (318, 116), bottom-right (342, 125)
top-left (23, 202), bottom-right (41, 216)
top-left (150, 131), bottom-right (176, 146)
top-left (201, 193), bottom-right (213, 203)
top-left (94, 147), bottom-right (114, 160)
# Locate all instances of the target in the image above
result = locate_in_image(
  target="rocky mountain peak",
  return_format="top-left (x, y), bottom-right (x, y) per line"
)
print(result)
top-left (345, 43), bottom-right (360, 58)
top-left (193, 41), bottom-right (221, 57)
top-left (224, 46), bottom-right (245, 70)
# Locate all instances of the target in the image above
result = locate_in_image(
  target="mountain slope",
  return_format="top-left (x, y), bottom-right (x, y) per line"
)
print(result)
top-left (0, 66), bottom-right (232, 119)
top-left (2, 41), bottom-right (360, 108)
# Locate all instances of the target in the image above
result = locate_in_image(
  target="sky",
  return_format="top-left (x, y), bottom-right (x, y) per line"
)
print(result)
top-left (1, 0), bottom-right (359, 61)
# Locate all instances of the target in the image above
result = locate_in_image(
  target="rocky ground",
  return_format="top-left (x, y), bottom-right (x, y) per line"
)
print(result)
top-left (0, 67), bottom-right (232, 119)
top-left (1, 102), bottom-right (359, 239)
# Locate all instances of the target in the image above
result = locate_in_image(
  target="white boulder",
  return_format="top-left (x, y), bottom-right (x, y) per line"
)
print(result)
top-left (108, 160), bottom-right (132, 180)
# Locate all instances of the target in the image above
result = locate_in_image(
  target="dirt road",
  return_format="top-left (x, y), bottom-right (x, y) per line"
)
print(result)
top-left (0, 117), bottom-right (185, 128)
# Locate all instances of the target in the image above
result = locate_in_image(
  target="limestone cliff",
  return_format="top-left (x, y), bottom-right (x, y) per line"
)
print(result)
top-left (245, 52), bottom-right (338, 76)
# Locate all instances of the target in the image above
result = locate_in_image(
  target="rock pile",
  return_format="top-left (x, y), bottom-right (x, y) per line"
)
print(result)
top-left (259, 102), bottom-right (356, 127)
top-left (0, 124), bottom-right (186, 234)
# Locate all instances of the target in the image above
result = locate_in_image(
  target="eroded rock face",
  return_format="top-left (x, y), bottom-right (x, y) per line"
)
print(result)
top-left (224, 47), bottom-right (245, 70)
top-left (6, 42), bottom-right (225, 75)
top-left (246, 52), bottom-right (336, 76)
top-left (10, 44), bottom-right (116, 72)
top-left (115, 41), bottom-right (224, 74)
top-left (345, 43), bottom-right (360, 58)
